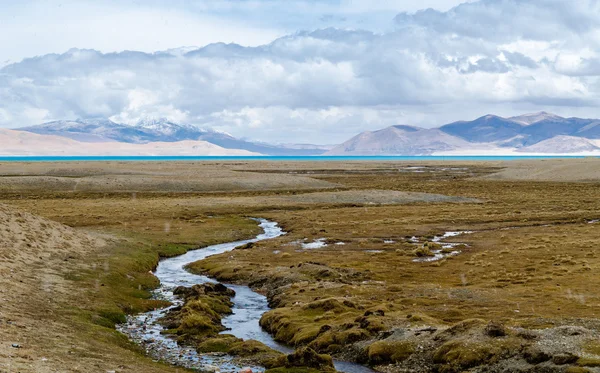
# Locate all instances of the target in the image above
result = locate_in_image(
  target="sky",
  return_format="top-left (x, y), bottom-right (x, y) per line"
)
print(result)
top-left (1, 0), bottom-right (599, 144)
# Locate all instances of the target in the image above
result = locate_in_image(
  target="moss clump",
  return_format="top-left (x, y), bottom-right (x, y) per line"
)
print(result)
top-left (260, 303), bottom-right (366, 349)
top-left (367, 340), bottom-right (415, 365)
top-left (196, 335), bottom-right (238, 353)
top-left (433, 339), bottom-right (521, 372)
top-left (179, 314), bottom-right (220, 335)
top-left (290, 325), bottom-right (322, 346)
top-left (424, 242), bottom-right (443, 250)
top-left (229, 340), bottom-right (278, 357)
top-left (577, 357), bottom-right (600, 367)
top-left (160, 283), bottom-right (236, 344)
top-left (267, 347), bottom-right (336, 372)
top-left (414, 247), bottom-right (434, 257)
top-left (334, 328), bottom-right (371, 345)
top-left (196, 335), bottom-right (283, 364)
top-left (434, 319), bottom-right (486, 341)
top-left (434, 341), bottom-right (493, 370)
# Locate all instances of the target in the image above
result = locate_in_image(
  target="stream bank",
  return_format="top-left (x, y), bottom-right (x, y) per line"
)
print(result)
top-left (119, 219), bottom-right (376, 373)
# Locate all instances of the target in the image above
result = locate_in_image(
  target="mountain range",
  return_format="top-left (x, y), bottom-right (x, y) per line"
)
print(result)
top-left (21, 118), bottom-right (327, 156)
top-left (326, 112), bottom-right (600, 155)
top-left (0, 128), bottom-right (258, 156)
top-left (9, 112), bottom-right (600, 156)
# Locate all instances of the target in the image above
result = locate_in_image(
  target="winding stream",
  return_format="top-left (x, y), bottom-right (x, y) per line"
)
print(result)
top-left (118, 219), bottom-right (376, 373)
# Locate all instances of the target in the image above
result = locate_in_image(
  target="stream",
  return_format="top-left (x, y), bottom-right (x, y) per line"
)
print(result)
top-left (118, 219), bottom-right (376, 373)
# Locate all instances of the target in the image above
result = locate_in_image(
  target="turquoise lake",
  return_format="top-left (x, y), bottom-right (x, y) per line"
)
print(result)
top-left (0, 155), bottom-right (595, 162)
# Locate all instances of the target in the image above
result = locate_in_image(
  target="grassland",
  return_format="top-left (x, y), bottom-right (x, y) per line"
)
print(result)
top-left (2, 159), bottom-right (600, 372)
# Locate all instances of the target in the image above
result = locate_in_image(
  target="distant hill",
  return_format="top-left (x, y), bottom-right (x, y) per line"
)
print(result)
top-left (0, 129), bottom-right (259, 156)
top-left (328, 112), bottom-right (600, 155)
top-left (19, 118), bottom-right (326, 156)
top-left (440, 115), bottom-right (524, 143)
top-left (16, 112), bottom-right (600, 156)
top-left (440, 112), bottom-right (600, 147)
top-left (326, 125), bottom-right (469, 155)
top-left (517, 136), bottom-right (599, 153)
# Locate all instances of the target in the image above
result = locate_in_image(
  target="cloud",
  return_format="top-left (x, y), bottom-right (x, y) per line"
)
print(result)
top-left (2, 0), bottom-right (600, 143)
top-left (0, 0), bottom-right (470, 66)
top-left (394, 0), bottom-right (599, 42)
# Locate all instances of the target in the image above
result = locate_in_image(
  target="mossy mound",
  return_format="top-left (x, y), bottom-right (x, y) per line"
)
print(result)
top-left (366, 340), bottom-right (415, 365)
top-left (159, 283), bottom-right (235, 343)
top-left (433, 339), bottom-right (522, 372)
top-left (267, 347), bottom-right (336, 372)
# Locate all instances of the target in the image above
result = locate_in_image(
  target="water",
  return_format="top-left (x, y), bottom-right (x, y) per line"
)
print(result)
top-left (412, 231), bottom-right (473, 263)
top-left (0, 155), bottom-right (594, 162)
top-left (119, 219), bottom-right (376, 373)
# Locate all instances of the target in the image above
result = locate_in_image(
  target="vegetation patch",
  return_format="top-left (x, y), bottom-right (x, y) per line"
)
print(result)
top-left (366, 340), bottom-right (416, 365)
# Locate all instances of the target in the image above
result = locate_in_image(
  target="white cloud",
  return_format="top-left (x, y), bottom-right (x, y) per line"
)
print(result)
top-left (0, 0), bottom-right (471, 66)
top-left (2, 0), bottom-right (600, 143)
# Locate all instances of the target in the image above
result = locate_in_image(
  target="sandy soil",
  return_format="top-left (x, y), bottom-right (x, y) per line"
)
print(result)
top-left (0, 203), bottom-right (106, 372)
top-left (270, 189), bottom-right (477, 205)
top-left (0, 162), bottom-right (339, 192)
top-left (479, 157), bottom-right (600, 182)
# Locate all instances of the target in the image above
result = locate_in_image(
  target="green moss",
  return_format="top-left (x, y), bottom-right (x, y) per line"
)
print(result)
top-left (229, 340), bottom-right (277, 357)
top-left (433, 339), bottom-right (521, 371)
top-left (308, 332), bottom-right (335, 352)
top-left (334, 328), bottom-right (371, 345)
top-left (156, 243), bottom-right (195, 258)
top-left (367, 340), bottom-right (415, 365)
top-left (567, 368), bottom-right (592, 373)
top-left (196, 335), bottom-right (239, 353)
top-left (179, 314), bottom-right (218, 334)
top-left (434, 341), bottom-right (492, 370)
top-left (97, 308), bottom-right (127, 326)
top-left (578, 357), bottom-right (600, 367)
top-left (291, 325), bottom-right (322, 346)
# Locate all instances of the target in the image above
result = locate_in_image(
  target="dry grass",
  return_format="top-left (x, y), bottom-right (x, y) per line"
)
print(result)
top-left (2, 159), bottom-right (600, 372)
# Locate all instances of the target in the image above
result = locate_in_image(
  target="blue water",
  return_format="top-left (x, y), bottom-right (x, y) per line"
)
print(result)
top-left (0, 155), bottom-right (594, 162)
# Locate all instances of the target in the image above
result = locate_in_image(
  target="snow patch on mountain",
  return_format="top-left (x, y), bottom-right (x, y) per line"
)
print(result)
top-left (509, 112), bottom-right (564, 125)
top-left (19, 118), bottom-right (327, 155)
top-left (0, 129), bottom-right (260, 156)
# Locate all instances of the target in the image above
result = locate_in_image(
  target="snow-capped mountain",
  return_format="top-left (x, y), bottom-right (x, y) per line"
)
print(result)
top-left (19, 112), bottom-right (600, 156)
top-left (328, 112), bottom-right (600, 155)
top-left (438, 112), bottom-right (600, 147)
top-left (20, 118), bottom-right (326, 155)
top-left (0, 128), bottom-right (259, 156)
top-left (20, 118), bottom-right (152, 143)
top-left (508, 111), bottom-right (564, 125)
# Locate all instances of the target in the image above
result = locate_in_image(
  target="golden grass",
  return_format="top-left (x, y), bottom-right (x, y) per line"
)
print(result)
top-left (3, 160), bottom-right (600, 372)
